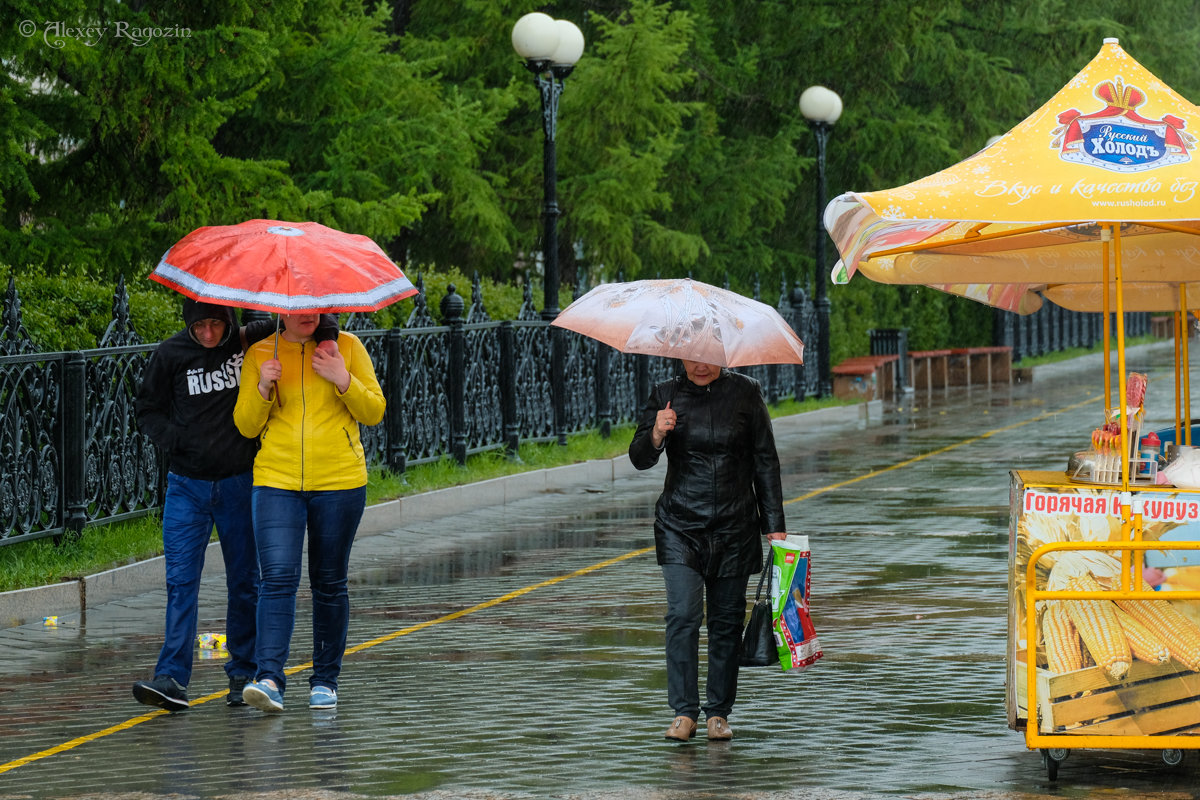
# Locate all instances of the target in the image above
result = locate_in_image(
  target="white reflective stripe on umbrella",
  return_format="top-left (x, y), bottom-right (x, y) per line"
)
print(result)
top-left (152, 260), bottom-right (417, 312)
top-left (149, 219), bottom-right (418, 315)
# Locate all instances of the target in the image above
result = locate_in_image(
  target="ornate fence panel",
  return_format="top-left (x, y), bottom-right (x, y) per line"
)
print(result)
top-left (348, 325), bottom-right (389, 469)
top-left (459, 278), bottom-right (507, 457)
top-left (562, 332), bottom-right (598, 435)
top-left (78, 344), bottom-right (160, 525)
top-left (512, 320), bottom-right (554, 443)
top-left (396, 325), bottom-right (451, 467)
top-left (463, 321), bottom-right (505, 455)
top-left (0, 352), bottom-right (64, 542)
top-left (606, 353), bottom-right (679, 427)
top-left (607, 350), bottom-right (642, 426)
top-left (791, 288), bottom-right (819, 399)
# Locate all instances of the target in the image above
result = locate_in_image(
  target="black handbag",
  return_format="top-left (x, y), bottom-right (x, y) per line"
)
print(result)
top-left (740, 548), bottom-right (779, 667)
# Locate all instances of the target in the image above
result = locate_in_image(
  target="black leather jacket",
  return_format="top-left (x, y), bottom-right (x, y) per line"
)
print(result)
top-left (629, 370), bottom-right (786, 577)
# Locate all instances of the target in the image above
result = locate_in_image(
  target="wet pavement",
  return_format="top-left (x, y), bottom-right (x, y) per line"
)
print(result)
top-left (1, 341), bottom-right (1197, 799)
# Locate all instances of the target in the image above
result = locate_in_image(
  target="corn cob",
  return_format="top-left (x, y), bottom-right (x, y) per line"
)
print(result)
top-left (1042, 601), bottom-right (1084, 673)
top-left (1113, 605), bottom-right (1170, 664)
top-left (1115, 583), bottom-right (1200, 671)
top-left (1064, 574), bottom-right (1131, 680)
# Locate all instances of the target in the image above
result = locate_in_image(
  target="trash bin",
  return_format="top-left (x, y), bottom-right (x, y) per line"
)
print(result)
top-left (868, 328), bottom-right (909, 392)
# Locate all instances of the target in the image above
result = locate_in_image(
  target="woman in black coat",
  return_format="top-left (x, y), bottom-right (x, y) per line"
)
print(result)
top-left (629, 359), bottom-right (787, 742)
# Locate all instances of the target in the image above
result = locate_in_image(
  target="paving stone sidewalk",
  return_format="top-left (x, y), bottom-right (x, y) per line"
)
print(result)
top-left (3, 343), bottom-right (1195, 800)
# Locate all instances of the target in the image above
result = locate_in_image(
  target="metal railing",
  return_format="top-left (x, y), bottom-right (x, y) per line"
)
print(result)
top-left (0, 274), bottom-right (819, 545)
top-left (994, 305), bottom-right (1152, 363)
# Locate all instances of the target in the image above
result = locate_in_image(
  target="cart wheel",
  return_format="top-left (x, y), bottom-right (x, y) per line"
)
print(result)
top-left (1162, 749), bottom-right (1184, 767)
top-left (1041, 748), bottom-right (1068, 781)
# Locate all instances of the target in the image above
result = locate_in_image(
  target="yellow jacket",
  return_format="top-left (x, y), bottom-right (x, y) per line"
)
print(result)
top-left (234, 331), bottom-right (385, 491)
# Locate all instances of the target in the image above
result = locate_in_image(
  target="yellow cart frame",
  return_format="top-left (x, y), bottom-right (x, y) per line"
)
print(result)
top-left (1024, 507), bottom-right (1200, 779)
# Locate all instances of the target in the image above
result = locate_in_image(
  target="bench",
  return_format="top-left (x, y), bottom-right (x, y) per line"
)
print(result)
top-left (832, 354), bottom-right (900, 401)
top-left (1151, 315), bottom-right (1172, 339)
top-left (909, 349), bottom-right (951, 393)
top-left (948, 346), bottom-right (1012, 388)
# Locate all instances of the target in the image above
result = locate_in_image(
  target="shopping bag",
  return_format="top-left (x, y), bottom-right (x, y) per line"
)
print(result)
top-left (770, 534), bottom-right (823, 671)
top-left (741, 547), bottom-right (779, 666)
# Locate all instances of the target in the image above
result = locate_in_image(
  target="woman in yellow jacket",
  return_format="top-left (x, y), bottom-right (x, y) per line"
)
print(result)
top-left (233, 313), bottom-right (384, 713)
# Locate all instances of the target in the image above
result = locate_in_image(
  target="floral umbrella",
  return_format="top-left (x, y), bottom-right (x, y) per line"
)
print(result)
top-left (551, 278), bottom-right (804, 368)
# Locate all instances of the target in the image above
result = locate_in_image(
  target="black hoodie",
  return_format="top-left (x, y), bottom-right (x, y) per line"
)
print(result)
top-left (136, 300), bottom-right (340, 480)
top-left (134, 299), bottom-right (268, 480)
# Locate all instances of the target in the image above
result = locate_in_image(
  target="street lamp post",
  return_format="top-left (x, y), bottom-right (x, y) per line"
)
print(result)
top-left (512, 12), bottom-right (584, 445)
top-left (800, 85), bottom-right (842, 398)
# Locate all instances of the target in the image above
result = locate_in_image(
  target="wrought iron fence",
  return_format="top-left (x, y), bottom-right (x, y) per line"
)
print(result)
top-left (993, 305), bottom-right (1152, 362)
top-left (0, 274), bottom-right (817, 545)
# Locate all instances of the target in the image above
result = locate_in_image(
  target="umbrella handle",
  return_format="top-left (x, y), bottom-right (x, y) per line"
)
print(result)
top-left (271, 319), bottom-right (282, 407)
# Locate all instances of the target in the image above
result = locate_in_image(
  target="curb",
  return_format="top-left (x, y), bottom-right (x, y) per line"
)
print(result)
top-left (0, 398), bottom-right (882, 629)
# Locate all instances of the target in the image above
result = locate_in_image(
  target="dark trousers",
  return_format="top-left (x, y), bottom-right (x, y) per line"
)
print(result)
top-left (662, 564), bottom-right (750, 720)
top-left (156, 471), bottom-right (258, 686)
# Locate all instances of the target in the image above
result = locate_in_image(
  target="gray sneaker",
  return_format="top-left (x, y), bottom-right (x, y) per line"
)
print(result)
top-left (132, 675), bottom-right (189, 712)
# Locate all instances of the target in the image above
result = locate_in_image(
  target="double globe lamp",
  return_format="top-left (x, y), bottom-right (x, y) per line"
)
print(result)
top-left (511, 12), bottom-right (585, 444)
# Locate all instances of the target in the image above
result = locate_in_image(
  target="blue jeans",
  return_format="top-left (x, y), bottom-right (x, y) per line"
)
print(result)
top-left (156, 471), bottom-right (259, 686)
top-left (662, 564), bottom-right (750, 720)
top-left (251, 486), bottom-right (365, 695)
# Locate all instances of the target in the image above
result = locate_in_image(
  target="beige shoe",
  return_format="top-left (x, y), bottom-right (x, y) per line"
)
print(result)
top-left (664, 715), bottom-right (697, 741)
top-left (707, 716), bottom-right (733, 740)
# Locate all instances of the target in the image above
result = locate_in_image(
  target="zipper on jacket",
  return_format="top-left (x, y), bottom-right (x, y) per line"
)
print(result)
top-left (705, 384), bottom-right (716, 524)
top-left (300, 341), bottom-right (307, 490)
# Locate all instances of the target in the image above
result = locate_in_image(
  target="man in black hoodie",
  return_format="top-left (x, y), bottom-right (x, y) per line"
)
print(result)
top-left (131, 299), bottom-right (336, 711)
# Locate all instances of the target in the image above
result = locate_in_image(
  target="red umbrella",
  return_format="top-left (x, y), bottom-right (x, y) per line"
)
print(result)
top-left (150, 219), bottom-right (418, 314)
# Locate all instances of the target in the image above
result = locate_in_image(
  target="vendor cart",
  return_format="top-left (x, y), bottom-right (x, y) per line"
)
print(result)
top-left (821, 38), bottom-right (1200, 780)
top-left (1009, 467), bottom-right (1200, 780)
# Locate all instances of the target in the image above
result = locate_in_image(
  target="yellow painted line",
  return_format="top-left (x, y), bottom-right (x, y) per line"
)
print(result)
top-left (0, 712), bottom-right (166, 773)
top-left (784, 395), bottom-right (1099, 506)
top-left (0, 546), bottom-right (654, 775)
top-left (1, 395), bottom-right (1095, 775)
top-left (345, 546), bottom-right (654, 654)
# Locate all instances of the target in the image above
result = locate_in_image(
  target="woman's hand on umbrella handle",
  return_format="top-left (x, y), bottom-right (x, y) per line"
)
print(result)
top-left (312, 343), bottom-right (351, 393)
top-left (652, 402), bottom-right (676, 448)
top-left (258, 359), bottom-right (282, 400)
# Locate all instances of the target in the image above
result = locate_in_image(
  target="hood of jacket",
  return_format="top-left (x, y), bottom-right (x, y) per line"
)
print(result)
top-left (183, 298), bottom-right (236, 347)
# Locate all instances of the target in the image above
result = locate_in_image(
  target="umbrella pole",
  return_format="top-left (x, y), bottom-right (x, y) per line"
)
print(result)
top-left (1102, 237), bottom-right (1112, 411)
top-left (1186, 308), bottom-right (1194, 446)
top-left (1112, 224), bottom-right (1130, 492)
top-left (1176, 299), bottom-right (1184, 447)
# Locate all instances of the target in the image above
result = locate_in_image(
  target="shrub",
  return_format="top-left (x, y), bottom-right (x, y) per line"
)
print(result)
top-left (12, 268), bottom-right (182, 350)
top-left (7, 265), bottom-right (556, 350)
top-left (366, 266), bottom-right (555, 328)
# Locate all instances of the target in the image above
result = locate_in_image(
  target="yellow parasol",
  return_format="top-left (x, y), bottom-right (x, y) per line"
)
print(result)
top-left (825, 38), bottom-right (1200, 487)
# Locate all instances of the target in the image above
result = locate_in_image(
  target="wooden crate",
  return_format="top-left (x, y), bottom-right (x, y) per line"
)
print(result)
top-left (1016, 655), bottom-right (1200, 735)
